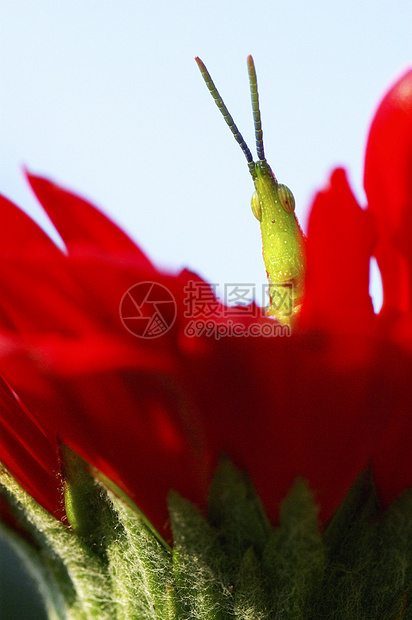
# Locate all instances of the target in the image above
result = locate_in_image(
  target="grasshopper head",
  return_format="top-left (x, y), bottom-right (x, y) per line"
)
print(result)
top-left (250, 161), bottom-right (295, 221)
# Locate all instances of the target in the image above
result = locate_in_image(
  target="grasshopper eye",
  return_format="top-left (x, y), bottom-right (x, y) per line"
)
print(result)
top-left (251, 191), bottom-right (262, 221)
top-left (278, 184), bottom-right (295, 213)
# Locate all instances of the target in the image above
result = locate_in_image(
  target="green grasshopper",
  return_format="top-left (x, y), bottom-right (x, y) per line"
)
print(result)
top-left (195, 56), bottom-right (306, 324)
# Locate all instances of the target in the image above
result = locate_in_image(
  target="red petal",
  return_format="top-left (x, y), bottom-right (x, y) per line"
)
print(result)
top-left (299, 168), bottom-right (375, 334)
top-left (10, 367), bottom-right (210, 534)
top-left (371, 344), bottom-right (412, 506)
top-left (0, 375), bottom-right (63, 518)
top-left (0, 194), bottom-right (100, 335)
top-left (26, 171), bottom-right (155, 269)
top-left (0, 425), bottom-right (63, 519)
top-left (0, 257), bottom-right (98, 335)
top-left (179, 331), bottom-right (391, 525)
top-left (364, 69), bottom-right (412, 317)
top-left (0, 377), bottom-right (54, 469)
top-left (0, 193), bottom-right (61, 257)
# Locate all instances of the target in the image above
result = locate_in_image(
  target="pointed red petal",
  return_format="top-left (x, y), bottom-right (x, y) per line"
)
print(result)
top-left (26, 171), bottom-right (155, 269)
top-left (0, 193), bottom-right (61, 256)
top-left (0, 193), bottom-right (99, 334)
top-left (299, 168), bottom-right (375, 333)
top-left (364, 69), bottom-right (412, 317)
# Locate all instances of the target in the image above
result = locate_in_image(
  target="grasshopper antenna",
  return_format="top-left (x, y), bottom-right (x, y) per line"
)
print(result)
top-left (195, 57), bottom-right (254, 168)
top-left (247, 55), bottom-right (265, 163)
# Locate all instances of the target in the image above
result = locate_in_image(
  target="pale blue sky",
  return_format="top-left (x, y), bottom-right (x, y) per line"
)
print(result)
top-left (1, 1), bottom-right (412, 309)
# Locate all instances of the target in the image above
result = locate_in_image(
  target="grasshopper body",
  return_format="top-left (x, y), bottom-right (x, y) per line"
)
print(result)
top-left (196, 56), bottom-right (305, 324)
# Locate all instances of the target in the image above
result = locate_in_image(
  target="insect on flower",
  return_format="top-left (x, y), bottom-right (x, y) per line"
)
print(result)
top-left (195, 56), bottom-right (306, 324)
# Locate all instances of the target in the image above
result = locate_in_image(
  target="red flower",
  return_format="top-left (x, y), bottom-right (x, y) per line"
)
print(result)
top-left (1, 69), bottom-right (412, 538)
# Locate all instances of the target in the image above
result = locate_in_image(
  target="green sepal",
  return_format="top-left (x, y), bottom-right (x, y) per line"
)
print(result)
top-left (262, 477), bottom-right (325, 618)
top-left (208, 456), bottom-right (272, 564)
top-left (61, 445), bottom-right (116, 560)
top-left (63, 446), bottom-right (176, 618)
top-left (233, 546), bottom-right (271, 619)
top-left (0, 466), bottom-right (115, 619)
top-left (93, 466), bottom-right (171, 553)
top-left (169, 490), bottom-right (232, 619)
top-left (2, 455), bottom-right (412, 619)
top-left (371, 489), bottom-right (412, 618)
top-left (318, 470), bottom-right (412, 618)
top-left (0, 521), bottom-right (66, 620)
top-left (101, 484), bottom-right (174, 619)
